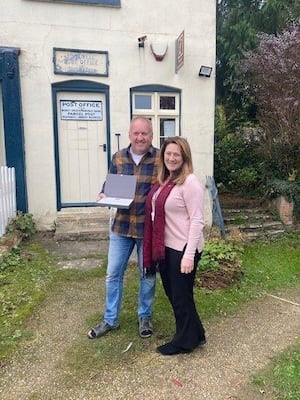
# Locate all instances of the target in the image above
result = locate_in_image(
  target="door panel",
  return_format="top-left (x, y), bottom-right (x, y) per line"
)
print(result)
top-left (57, 92), bottom-right (107, 204)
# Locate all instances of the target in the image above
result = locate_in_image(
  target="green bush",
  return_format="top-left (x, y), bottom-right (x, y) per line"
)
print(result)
top-left (6, 212), bottom-right (36, 238)
top-left (214, 119), bottom-right (264, 196)
top-left (266, 179), bottom-right (300, 202)
top-left (266, 179), bottom-right (300, 220)
top-left (229, 167), bottom-right (259, 192)
top-left (198, 239), bottom-right (242, 272)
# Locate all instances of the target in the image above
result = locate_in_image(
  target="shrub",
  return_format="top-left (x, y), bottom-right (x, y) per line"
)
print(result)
top-left (242, 24), bottom-right (300, 181)
top-left (214, 121), bottom-right (264, 196)
top-left (229, 167), bottom-right (259, 192)
top-left (266, 179), bottom-right (300, 220)
top-left (6, 212), bottom-right (36, 238)
top-left (196, 239), bottom-right (244, 290)
top-left (198, 239), bottom-right (242, 272)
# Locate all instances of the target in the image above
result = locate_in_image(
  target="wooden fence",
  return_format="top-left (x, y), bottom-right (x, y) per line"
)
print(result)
top-left (0, 166), bottom-right (16, 237)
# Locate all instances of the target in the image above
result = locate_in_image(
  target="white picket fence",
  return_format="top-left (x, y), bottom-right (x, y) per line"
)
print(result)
top-left (0, 166), bottom-right (17, 237)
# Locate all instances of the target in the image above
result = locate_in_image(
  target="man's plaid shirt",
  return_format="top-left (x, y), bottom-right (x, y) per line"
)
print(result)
top-left (107, 145), bottom-right (160, 239)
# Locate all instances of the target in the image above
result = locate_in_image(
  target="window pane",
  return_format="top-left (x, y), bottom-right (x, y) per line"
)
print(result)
top-left (160, 118), bottom-right (175, 146)
top-left (134, 95), bottom-right (152, 110)
top-left (160, 96), bottom-right (175, 110)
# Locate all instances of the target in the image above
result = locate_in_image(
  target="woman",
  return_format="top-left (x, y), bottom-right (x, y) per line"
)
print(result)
top-left (143, 136), bottom-right (206, 355)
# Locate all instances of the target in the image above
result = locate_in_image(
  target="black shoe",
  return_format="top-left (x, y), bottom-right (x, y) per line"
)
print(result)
top-left (156, 342), bottom-right (191, 356)
top-left (87, 321), bottom-right (120, 339)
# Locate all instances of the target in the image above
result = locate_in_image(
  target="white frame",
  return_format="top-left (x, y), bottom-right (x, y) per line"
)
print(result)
top-left (132, 91), bottom-right (180, 147)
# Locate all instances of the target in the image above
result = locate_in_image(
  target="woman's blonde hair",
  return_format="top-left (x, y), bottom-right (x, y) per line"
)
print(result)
top-left (157, 136), bottom-right (194, 185)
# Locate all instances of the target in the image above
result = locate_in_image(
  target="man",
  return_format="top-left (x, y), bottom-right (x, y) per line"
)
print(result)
top-left (88, 116), bottom-right (160, 339)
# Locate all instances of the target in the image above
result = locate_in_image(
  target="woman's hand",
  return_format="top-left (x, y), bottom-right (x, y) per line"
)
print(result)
top-left (180, 258), bottom-right (194, 274)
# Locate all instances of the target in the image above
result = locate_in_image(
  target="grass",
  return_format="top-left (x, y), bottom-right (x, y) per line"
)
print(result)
top-left (251, 340), bottom-right (300, 400)
top-left (194, 231), bottom-right (300, 321)
top-left (0, 230), bottom-right (299, 398)
top-left (0, 241), bottom-right (107, 362)
top-left (0, 244), bottom-right (56, 360)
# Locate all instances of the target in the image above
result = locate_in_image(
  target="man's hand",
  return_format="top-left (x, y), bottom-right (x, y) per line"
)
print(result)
top-left (96, 192), bottom-right (105, 201)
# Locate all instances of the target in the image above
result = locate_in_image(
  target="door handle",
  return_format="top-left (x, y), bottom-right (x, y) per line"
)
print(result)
top-left (99, 144), bottom-right (107, 152)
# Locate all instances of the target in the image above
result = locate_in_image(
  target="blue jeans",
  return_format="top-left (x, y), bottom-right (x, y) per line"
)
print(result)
top-left (104, 231), bottom-right (156, 326)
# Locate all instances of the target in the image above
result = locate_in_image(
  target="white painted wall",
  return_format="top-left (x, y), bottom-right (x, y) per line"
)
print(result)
top-left (1, 0), bottom-right (216, 229)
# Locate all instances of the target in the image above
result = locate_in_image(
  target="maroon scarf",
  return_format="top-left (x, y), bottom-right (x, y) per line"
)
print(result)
top-left (143, 180), bottom-right (176, 271)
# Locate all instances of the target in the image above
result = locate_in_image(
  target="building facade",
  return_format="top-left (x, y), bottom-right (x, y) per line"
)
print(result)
top-left (0, 0), bottom-right (216, 229)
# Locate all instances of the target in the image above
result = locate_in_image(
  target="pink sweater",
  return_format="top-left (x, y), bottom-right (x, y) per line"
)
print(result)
top-left (164, 173), bottom-right (205, 260)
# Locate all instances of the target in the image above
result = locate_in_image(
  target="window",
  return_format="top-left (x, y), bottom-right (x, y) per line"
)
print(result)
top-left (27, 0), bottom-right (121, 6)
top-left (131, 86), bottom-right (181, 147)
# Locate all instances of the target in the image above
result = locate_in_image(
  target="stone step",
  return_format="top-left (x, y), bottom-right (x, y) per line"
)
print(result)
top-left (222, 207), bottom-right (270, 213)
top-left (223, 210), bottom-right (271, 217)
top-left (54, 226), bottom-right (109, 241)
top-left (223, 213), bottom-right (275, 224)
top-left (232, 228), bottom-right (285, 240)
top-left (226, 220), bottom-right (283, 230)
top-left (54, 207), bottom-right (112, 241)
top-left (221, 205), bottom-right (285, 240)
top-left (53, 205), bottom-right (285, 242)
top-left (55, 217), bottom-right (110, 229)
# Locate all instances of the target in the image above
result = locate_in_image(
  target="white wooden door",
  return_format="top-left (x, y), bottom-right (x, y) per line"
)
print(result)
top-left (57, 92), bottom-right (107, 204)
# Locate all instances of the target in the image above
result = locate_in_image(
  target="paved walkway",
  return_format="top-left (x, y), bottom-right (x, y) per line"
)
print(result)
top-left (0, 237), bottom-right (299, 399)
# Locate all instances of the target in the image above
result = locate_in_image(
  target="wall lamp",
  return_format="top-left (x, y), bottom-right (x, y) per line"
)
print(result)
top-left (138, 35), bottom-right (147, 48)
top-left (199, 66), bottom-right (212, 78)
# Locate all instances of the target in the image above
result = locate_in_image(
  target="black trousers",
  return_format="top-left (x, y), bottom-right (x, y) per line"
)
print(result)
top-left (158, 246), bottom-right (206, 351)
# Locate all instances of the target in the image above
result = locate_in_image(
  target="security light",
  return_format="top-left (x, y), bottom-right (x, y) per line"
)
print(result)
top-left (199, 66), bottom-right (212, 78)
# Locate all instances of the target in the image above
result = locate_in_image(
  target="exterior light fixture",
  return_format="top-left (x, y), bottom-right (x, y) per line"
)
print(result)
top-left (199, 66), bottom-right (212, 77)
top-left (138, 36), bottom-right (147, 48)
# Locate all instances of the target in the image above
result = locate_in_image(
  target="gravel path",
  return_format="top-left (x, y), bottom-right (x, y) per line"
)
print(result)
top-left (0, 238), bottom-right (299, 400)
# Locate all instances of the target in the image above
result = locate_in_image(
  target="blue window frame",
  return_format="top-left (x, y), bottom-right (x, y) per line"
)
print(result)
top-left (29, 0), bottom-right (121, 6)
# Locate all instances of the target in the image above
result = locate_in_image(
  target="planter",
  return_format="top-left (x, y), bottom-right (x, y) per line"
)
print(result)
top-left (273, 195), bottom-right (294, 225)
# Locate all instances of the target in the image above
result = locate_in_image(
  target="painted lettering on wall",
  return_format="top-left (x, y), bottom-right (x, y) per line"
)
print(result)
top-left (60, 100), bottom-right (103, 121)
top-left (54, 48), bottom-right (109, 76)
